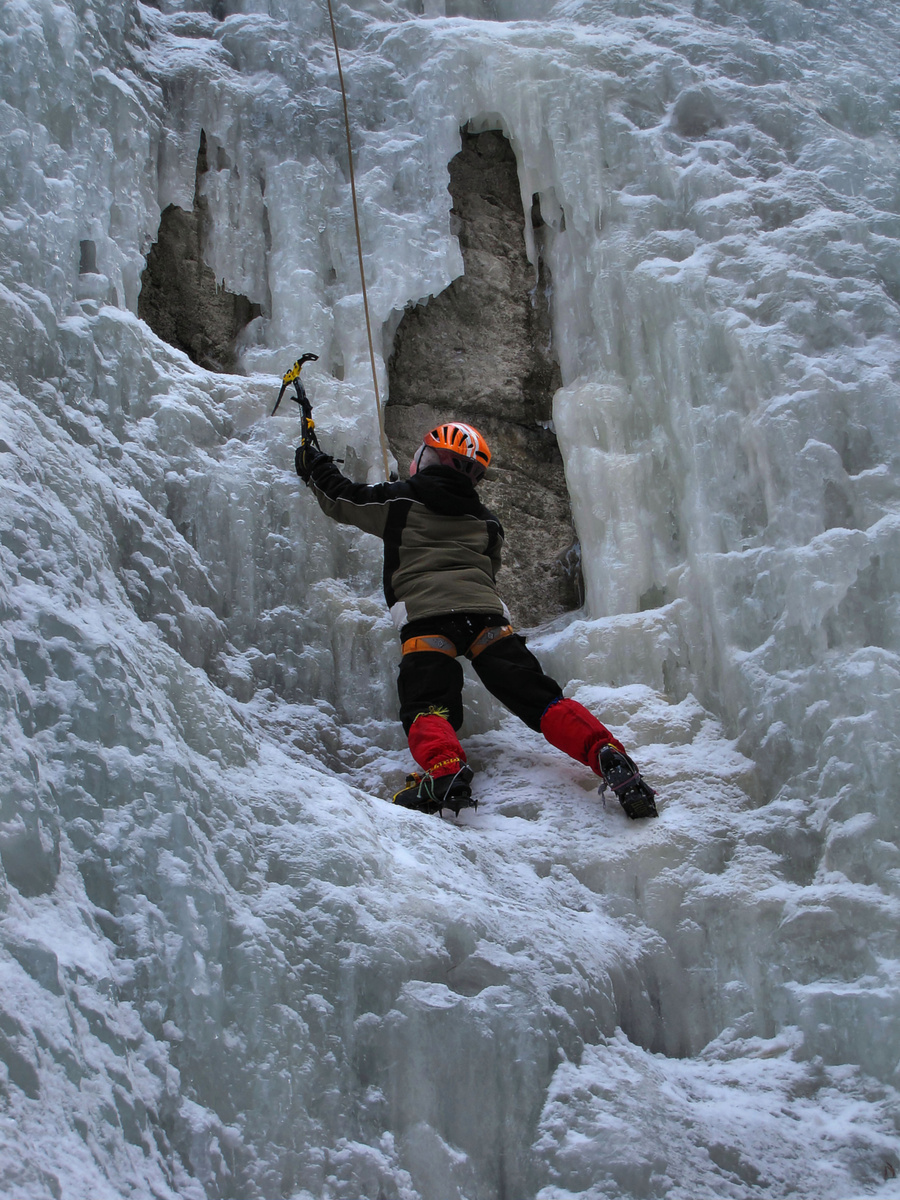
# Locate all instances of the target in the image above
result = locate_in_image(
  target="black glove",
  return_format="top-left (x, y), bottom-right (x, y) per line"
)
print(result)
top-left (295, 442), bottom-right (331, 483)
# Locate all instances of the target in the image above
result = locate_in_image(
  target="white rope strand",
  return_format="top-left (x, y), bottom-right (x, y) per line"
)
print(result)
top-left (325, 0), bottom-right (392, 481)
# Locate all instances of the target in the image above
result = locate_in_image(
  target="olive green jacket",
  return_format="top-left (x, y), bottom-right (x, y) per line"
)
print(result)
top-left (307, 458), bottom-right (506, 627)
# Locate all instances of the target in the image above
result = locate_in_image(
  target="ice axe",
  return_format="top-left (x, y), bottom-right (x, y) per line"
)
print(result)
top-left (271, 352), bottom-right (320, 449)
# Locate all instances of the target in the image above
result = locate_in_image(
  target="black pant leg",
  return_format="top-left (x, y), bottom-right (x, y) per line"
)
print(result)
top-left (397, 651), bottom-right (466, 733)
top-left (471, 635), bottom-right (563, 731)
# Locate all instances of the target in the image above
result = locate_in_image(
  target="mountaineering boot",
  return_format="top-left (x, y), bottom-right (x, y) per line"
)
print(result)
top-left (392, 764), bottom-right (476, 817)
top-left (392, 773), bottom-right (429, 811)
top-left (596, 745), bottom-right (658, 819)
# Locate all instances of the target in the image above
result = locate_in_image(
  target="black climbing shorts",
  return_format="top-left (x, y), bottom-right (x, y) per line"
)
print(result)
top-left (397, 612), bottom-right (562, 733)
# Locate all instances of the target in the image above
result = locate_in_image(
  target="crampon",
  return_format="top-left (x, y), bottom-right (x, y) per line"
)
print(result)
top-left (597, 745), bottom-right (658, 819)
top-left (392, 764), bottom-right (476, 817)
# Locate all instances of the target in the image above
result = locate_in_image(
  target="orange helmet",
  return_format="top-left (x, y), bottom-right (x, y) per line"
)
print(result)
top-left (423, 422), bottom-right (491, 470)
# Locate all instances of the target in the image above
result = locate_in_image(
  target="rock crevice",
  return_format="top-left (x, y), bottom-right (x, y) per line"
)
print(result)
top-left (139, 131), bottom-right (261, 374)
top-left (386, 128), bottom-right (581, 626)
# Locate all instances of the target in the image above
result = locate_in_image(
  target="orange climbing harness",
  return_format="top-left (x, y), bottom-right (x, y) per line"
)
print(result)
top-left (401, 635), bottom-right (458, 658)
top-left (467, 623), bottom-right (514, 659)
top-left (400, 625), bottom-right (515, 660)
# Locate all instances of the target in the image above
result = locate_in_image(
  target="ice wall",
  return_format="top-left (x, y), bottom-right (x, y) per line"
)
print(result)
top-left (1, 0), bottom-right (900, 1197)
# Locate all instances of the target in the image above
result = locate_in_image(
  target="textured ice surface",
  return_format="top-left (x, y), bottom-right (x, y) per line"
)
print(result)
top-left (1, 0), bottom-right (900, 1197)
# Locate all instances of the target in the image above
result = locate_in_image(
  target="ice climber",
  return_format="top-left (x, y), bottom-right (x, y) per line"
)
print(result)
top-left (297, 420), bottom-right (657, 820)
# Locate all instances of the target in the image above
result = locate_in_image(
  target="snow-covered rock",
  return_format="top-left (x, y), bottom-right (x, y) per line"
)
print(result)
top-left (1, 0), bottom-right (898, 1196)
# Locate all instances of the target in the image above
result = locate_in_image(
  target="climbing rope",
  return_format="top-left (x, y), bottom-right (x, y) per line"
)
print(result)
top-left (325, 0), bottom-right (392, 481)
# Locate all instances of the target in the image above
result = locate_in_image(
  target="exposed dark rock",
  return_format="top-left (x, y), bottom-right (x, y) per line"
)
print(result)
top-left (0, 801), bottom-right (60, 897)
top-left (138, 131), bottom-right (260, 374)
top-left (79, 239), bottom-right (97, 274)
top-left (670, 87), bottom-right (722, 139)
top-left (386, 128), bottom-right (581, 626)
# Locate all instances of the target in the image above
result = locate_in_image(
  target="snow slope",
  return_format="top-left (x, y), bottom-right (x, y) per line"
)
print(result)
top-left (1, 0), bottom-right (899, 1196)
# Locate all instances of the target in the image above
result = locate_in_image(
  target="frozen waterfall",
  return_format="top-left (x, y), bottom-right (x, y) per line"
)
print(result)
top-left (1, 0), bottom-right (899, 1197)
